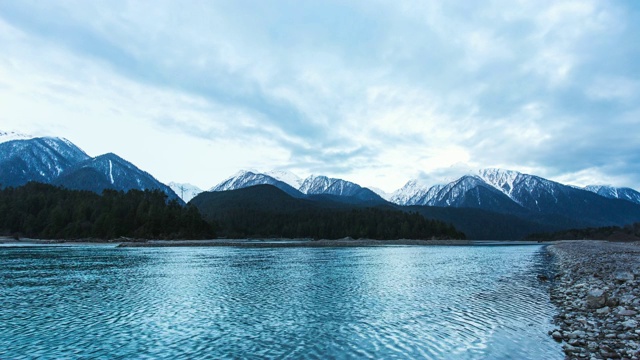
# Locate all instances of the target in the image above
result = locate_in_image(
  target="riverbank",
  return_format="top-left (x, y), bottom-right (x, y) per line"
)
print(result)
top-left (547, 241), bottom-right (640, 359)
top-left (1, 236), bottom-right (552, 248)
top-left (117, 238), bottom-right (475, 247)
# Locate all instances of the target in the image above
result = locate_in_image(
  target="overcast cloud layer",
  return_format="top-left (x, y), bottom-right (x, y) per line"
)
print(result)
top-left (1, 0), bottom-right (639, 191)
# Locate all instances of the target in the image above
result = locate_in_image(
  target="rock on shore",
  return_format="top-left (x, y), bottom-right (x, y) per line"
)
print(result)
top-left (548, 241), bottom-right (640, 359)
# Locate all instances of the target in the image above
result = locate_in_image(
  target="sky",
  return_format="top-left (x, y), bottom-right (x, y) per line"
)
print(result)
top-left (1, 1), bottom-right (639, 192)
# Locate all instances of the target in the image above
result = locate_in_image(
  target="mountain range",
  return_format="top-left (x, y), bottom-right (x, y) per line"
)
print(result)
top-left (0, 135), bottom-right (181, 203)
top-left (3, 130), bottom-right (640, 239)
top-left (201, 168), bottom-right (640, 238)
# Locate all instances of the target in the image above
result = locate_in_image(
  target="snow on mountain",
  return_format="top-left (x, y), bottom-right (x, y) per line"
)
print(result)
top-left (369, 187), bottom-right (392, 201)
top-left (476, 168), bottom-right (574, 211)
top-left (390, 169), bottom-right (571, 212)
top-left (0, 136), bottom-right (90, 187)
top-left (264, 170), bottom-right (304, 189)
top-left (0, 130), bottom-right (34, 144)
top-left (585, 185), bottom-right (640, 205)
top-left (423, 176), bottom-right (509, 208)
top-left (210, 171), bottom-right (384, 203)
top-left (169, 182), bottom-right (204, 203)
top-left (298, 175), bottom-right (384, 202)
top-left (476, 168), bottom-right (521, 198)
top-left (53, 153), bottom-right (182, 203)
top-left (390, 179), bottom-right (436, 205)
top-left (210, 170), bottom-right (303, 198)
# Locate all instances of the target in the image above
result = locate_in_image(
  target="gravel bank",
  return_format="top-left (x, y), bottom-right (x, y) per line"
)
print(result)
top-left (548, 241), bottom-right (640, 359)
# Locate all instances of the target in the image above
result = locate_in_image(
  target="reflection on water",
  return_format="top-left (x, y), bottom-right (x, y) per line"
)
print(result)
top-left (0, 245), bottom-right (562, 359)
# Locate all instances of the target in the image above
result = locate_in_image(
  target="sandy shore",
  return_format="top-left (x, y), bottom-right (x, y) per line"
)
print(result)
top-left (547, 240), bottom-right (640, 359)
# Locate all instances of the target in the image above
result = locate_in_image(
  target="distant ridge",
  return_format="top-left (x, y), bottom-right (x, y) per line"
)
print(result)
top-left (209, 168), bottom-right (640, 235)
top-left (0, 136), bottom-right (90, 187)
top-left (209, 170), bottom-right (386, 205)
top-left (0, 135), bottom-right (181, 203)
top-left (584, 185), bottom-right (640, 205)
top-left (53, 153), bottom-right (182, 203)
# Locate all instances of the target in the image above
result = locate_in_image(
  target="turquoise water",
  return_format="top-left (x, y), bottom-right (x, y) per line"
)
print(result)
top-left (0, 245), bottom-right (561, 359)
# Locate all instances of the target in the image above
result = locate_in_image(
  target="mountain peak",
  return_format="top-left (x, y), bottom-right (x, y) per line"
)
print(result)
top-left (264, 170), bottom-right (303, 188)
top-left (477, 168), bottom-right (522, 194)
top-left (0, 130), bottom-right (34, 144)
top-left (584, 185), bottom-right (640, 205)
top-left (210, 170), bottom-right (304, 198)
top-left (169, 182), bottom-right (204, 203)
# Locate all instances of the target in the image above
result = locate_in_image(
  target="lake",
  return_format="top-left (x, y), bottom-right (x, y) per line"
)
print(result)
top-left (0, 244), bottom-right (562, 359)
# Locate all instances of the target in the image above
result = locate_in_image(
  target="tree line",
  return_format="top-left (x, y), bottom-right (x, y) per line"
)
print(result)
top-left (0, 182), bottom-right (213, 240)
top-left (526, 222), bottom-right (640, 241)
top-left (207, 207), bottom-right (465, 240)
top-left (0, 182), bottom-right (465, 241)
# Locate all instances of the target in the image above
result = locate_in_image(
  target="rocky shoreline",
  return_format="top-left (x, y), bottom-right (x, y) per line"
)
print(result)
top-left (548, 241), bottom-right (640, 359)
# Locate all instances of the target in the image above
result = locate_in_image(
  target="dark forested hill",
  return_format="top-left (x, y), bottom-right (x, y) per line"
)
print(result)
top-left (0, 183), bottom-right (213, 240)
top-left (526, 223), bottom-right (640, 241)
top-left (191, 185), bottom-right (464, 240)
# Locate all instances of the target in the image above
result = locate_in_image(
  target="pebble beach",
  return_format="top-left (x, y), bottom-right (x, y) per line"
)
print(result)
top-left (548, 241), bottom-right (640, 359)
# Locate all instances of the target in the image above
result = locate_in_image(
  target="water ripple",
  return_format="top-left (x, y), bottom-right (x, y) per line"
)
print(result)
top-left (0, 245), bottom-right (562, 359)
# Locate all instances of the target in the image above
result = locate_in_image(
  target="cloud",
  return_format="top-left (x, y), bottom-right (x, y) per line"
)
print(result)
top-left (1, 0), bottom-right (640, 191)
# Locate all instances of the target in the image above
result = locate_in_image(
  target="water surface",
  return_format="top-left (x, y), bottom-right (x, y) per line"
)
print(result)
top-left (0, 245), bottom-right (561, 359)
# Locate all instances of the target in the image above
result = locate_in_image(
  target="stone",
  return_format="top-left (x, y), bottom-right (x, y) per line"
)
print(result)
top-left (564, 344), bottom-right (580, 353)
top-left (607, 297), bottom-right (620, 307)
top-left (586, 289), bottom-right (607, 309)
top-left (623, 319), bottom-right (638, 329)
top-left (552, 331), bottom-right (563, 341)
top-left (616, 272), bottom-right (635, 282)
top-left (596, 306), bottom-right (610, 314)
top-left (618, 309), bottom-right (638, 316)
top-left (570, 330), bottom-right (586, 339)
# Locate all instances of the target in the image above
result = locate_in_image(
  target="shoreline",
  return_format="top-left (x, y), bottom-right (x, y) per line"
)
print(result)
top-left (547, 240), bottom-right (640, 359)
top-left (0, 236), bottom-right (555, 248)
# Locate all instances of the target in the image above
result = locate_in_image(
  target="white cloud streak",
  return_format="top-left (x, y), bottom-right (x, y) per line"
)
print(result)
top-left (1, 0), bottom-right (639, 191)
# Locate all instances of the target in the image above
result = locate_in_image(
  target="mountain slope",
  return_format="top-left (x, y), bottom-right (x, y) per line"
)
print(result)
top-left (169, 182), bottom-right (203, 203)
top-left (299, 175), bottom-right (385, 203)
top-left (0, 137), bottom-right (90, 187)
top-left (390, 180), bottom-right (435, 205)
top-left (264, 170), bottom-right (304, 189)
top-left (53, 153), bottom-right (182, 203)
top-left (190, 185), bottom-right (464, 240)
top-left (210, 170), bottom-right (304, 198)
top-left (0, 130), bottom-right (34, 143)
top-left (584, 185), bottom-right (640, 205)
top-left (391, 169), bottom-right (640, 227)
top-left (477, 169), bottom-right (640, 226)
top-left (423, 175), bottom-right (527, 214)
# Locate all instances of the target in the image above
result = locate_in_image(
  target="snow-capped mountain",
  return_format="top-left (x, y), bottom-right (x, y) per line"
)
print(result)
top-left (369, 187), bottom-right (392, 201)
top-left (169, 182), bottom-right (204, 203)
top-left (54, 153), bottom-right (182, 203)
top-left (210, 170), bottom-right (303, 198)
top-left (0, 130), bottom-right (34, 144)
top-left (414, 175), bottom-right (526, 213)
top-left (476, 168), bottom-right (521, 199)
top-left (584, 185), bottom-right (640, 205)
top-left (298, 175), bottom-right (383, 202)
top-left (476, 168), bottom-right (567, 211)
top-left (391, 168), bottom-right (640, 227)
top-left (264, 170), bottom-right (304, 189)
top-left (390, 180), bottom-right (437, 205)
top-left (210, 170), bottom-right (385, 203)
top-left (0, 136), bottom-right (90, 187)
